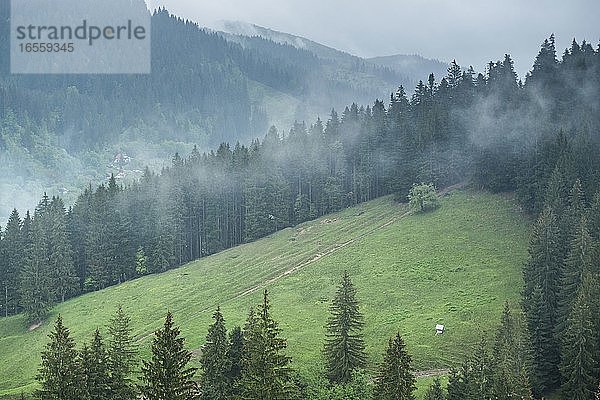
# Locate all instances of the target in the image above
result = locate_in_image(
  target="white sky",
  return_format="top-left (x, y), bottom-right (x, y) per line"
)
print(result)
top-left (145, 0), bottom-right (600, 78)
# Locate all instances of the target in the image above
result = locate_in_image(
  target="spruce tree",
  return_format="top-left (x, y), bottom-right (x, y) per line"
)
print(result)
top-left (48, 197), bottom-right (78, 303)
top-left (470, 338), bottom-right (493, 399)
top-left (522, 207), bottom-right (562, 393)
top-left (556, 217), bottom-right (593, 339)
top-left (107, 306), bottom-right (137, 400)
top-left (36, 315), bottom-right (80, 400)
top-left (372, 332), bottom-right (416, 400)
top-left (139, 311), bottom-right (198, 399)
top-left (20, 207), bottom-right (53, 325)
top-left (424, 377), bottom-right (445, 400)
top-left (200, 307), bottom-right (229, 400)
top-left (2, 209), bottom-right (22, 316)
top-left (79, 329), bottom-right (111, 400)
top-left (226, 326), bottom-right (244, 396)
top-left (491, 302), bottom-right (533, 399)
top-left (446, 368), bottom-right (466, 400)
top-left (559, 274), bottom-right (599, 400)
top-left (324, 271), bottom-right (367, 384)
top-left (240, 290), bottom-right (298, 399)
top-left (135, 246), bottom-right (148, 276)
top-left (588, 191), bottom-right (600, 240)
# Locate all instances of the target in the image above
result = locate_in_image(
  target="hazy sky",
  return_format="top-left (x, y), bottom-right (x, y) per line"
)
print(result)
top-left (145, 0), bottom-right (599, 78)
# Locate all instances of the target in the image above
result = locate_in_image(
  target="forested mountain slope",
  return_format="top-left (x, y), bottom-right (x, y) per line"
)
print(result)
top-left (0, 190), bottom-right (529, 396)
top-left (0, 4), bottom-right (443, 219)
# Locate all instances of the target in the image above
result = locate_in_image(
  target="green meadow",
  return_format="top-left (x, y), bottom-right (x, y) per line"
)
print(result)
top-left (0, 190), bottom-right (531, 396)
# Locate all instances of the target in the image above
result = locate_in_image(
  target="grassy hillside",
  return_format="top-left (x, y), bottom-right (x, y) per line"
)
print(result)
top-left (0, 190), bottom-right (530, 395)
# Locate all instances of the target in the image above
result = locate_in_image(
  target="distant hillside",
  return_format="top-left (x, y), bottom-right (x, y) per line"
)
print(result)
top-left (367, 54), bottom-right (449, 84)
top-left (0, 7), bottom-right (449, 219)
top-left (217, 20), bottom-right (449, 93)
top-left (0, 190), bottom-right (530, 396)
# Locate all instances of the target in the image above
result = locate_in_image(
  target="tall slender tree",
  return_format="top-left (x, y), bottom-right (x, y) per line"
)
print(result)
top-left (372, 332), bottom-right (416, 400)
top-left (36, 315), bottom-right (80, 400)
top-left (556, 217), bottom-right (594, 339)
top-left (522, 207), bottom-right (563, 394)
top-left (226, 326), bottom-right (244, 396)
top-left (2, 209), bottom-right (22, 316)
top-left (200, 306), bottom-right (230, 400)
top-left (48, 197), bottom-right (78, 303)
top-left (79, 329), bottom-right (111, 400)
top-left (491, 302), bottom-right (533, 399)
top-left (106, 306), bottom-right (137, 400)
top-left (240, 290), bottom-right (298, 399)
top-left (324, 271), bottom-right (367, 384)
top-left (559, 274), bottom-right (600, 400)
top-left (139, 311), bottom-right (198, 400)
top-left (20, 202), bottom-right (53, 325)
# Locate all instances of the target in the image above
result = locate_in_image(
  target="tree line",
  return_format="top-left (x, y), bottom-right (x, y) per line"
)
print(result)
top-left (0, 34), bottom-right (599, 338)
top-left (11, 270), bottom-right (600, 400)
top-left (32, 273), bottom-right (413, 400)
top-left (31, 272), bottom-right (560, 400)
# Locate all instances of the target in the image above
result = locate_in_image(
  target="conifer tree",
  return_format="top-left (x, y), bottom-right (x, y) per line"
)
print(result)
top-left (470, 338), bottom-right (493, 399)
top-left (522, 207), bottom-right (562, 393)
top-left (20, 206), bottom-right (52, 325)
top-left (559, 274), bottom-right (599, 400)
top-left (556, 217), bottom-right (593, 339)
top-left (491, 302), bottom-right (533, 399)
top-left (200, 306), bottom-right (230, 400)
top-left (79, 329), bottom-right (111, 400)
top-left (240, 290), bottom-right (298, 399)
top-left (446, 366), bottom-right (468, 400)
top-left (107, 306), bottom-right (137, 400)
top-left (48, 197), bottom-right (78, 303)
top-left (372, 332), bottom-right (416, 400)
top-left (226, 326), bottom-right (244, 396)
top-left (2, 209), bottom-right (22, 317)
top-left (424, 377), bottom-right (445, 400)
top-left (135, 246), bottom-right (148, 276)
top-left (139, 311), bottom-right (198, 400)
top-left (36, 315), bottom-right (80, 400)
top-left (324, 271), bottom-right (367, 384)
top-left (588, 192), bottom-right (600, 240)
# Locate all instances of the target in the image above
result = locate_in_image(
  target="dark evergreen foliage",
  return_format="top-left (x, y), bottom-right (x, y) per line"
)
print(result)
top-left (324, 271), bottom-right (367, 384)
top-left (372, 332), bottom-right (416, 400)
top-left (200, 307), bottom-right (230, 400)
top-left (139, 311), bottom-right (198, 400)
top-left (491, 302), bottom-right (533, 399)
top-left (522, 207), bottom-right (563, 393)
top-left (35, 315), bottom-right (80, 400)
top-left (240, 290), bottom-right (298, 399)
top-left (559, 274), bottom-right (600, 400)
top-left (106, 306), bottom-right (137, 400)
top-left (226, 325), bottom-right (244, 393)
top-left (424, 377), bottom-right (445, 400)
top-left (79, 329), bottom-right (111, 400)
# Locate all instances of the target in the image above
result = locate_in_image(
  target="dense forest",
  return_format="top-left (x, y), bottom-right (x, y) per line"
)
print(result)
top-left (0, 3), bottom-right (432, 220)
top-left (1, 35), bottom-right (600, 398)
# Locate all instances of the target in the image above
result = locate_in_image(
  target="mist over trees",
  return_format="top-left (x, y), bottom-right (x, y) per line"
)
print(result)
top-left (0, 2), bottom-right (429, 220)
top-left (1, 34), bottom-right (600, 398)
top-left (1, 36), bottom-right (599, 324)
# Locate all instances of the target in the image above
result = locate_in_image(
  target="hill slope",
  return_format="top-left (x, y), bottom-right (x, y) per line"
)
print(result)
top-left (0, 190), bottom-right (530, 395)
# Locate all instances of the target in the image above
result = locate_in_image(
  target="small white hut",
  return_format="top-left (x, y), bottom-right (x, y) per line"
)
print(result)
top-left (435, 324), bottom-right (445, 334)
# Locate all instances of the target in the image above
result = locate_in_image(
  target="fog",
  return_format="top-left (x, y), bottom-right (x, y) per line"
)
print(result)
top-left (145, 0), bottom-right (600, 78)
